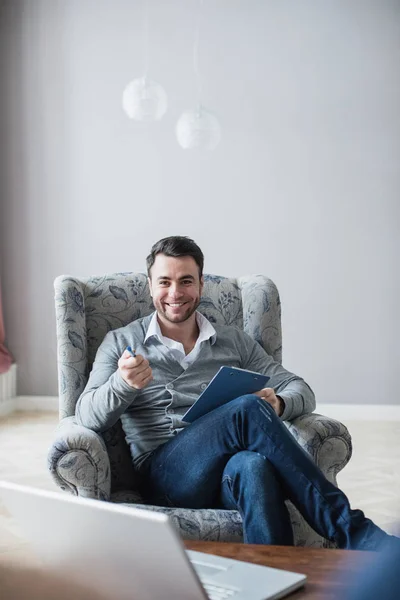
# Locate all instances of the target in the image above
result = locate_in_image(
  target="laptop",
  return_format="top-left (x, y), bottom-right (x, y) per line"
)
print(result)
top-left (0, 481), bottom-right (306, 600)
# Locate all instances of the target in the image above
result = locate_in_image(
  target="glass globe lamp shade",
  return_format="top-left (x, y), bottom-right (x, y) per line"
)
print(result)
top-left (122, 77), bottom-right (168, 122)
top-left (176, 105), bottom-right (221, 150)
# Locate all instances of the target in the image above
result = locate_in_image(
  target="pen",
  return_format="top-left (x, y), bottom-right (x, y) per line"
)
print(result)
top-left (126, 346), bottom-right (136, 358)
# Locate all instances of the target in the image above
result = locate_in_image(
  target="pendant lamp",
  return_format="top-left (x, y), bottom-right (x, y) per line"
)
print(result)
top-left (122, 0), bottom-right (167, 122)
top-left (176, 0), bottom-right (221, 150)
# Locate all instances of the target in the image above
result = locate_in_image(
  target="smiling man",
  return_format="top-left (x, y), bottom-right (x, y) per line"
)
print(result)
top-left (76, 236), bottom-right (399, 551)
top-left (147, 252), bottom-right (205, 356)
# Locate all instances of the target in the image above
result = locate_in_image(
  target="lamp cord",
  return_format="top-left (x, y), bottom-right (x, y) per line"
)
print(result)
top-left (142, 0), bottom-right (149, 79)
top-left (193, 0), bottom-right (204, 106)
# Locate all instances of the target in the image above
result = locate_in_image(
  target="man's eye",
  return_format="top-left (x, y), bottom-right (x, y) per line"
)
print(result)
top-left (182, 280), bottom-right (193, 285)
top-left (159, 281), bottom-right (169, 286)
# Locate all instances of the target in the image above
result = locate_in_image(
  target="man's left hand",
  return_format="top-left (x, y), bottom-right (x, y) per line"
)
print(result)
top-left (254, 388), bottom-right (284, 417)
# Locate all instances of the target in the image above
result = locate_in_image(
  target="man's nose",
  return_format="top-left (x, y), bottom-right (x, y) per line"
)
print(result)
top-left (168, 284), bottom-right (184, 298)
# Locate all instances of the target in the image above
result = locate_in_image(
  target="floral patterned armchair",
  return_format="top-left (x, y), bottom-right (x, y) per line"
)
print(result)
top-left (48, 273), bottom-right (352, 547)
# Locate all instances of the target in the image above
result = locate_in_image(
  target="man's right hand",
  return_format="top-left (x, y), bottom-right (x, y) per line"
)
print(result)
top-left (118, 350), bottom-right (153, 390)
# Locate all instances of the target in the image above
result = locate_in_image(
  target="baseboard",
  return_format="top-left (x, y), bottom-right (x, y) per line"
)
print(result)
top-left (2, 397), bottom-right (400, 420)
top-left (15, 396), bottom-right (59, 412)
top-left (0, 398), bottom-right (17, 418)
top-left (317, 403), bottom-right (400, 422)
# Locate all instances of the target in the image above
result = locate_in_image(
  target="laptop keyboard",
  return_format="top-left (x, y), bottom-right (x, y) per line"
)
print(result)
top-left (202, 581), bottom-right (238, 600)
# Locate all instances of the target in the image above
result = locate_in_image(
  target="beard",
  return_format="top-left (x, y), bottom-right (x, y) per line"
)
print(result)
top-left (155, 296), bottom-right (201, 324)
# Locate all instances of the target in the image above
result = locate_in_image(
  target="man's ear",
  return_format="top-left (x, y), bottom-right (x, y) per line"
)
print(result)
top-left (147, 276), bottom-right (153, 297)
top-left (200, 275), bottom-right (204, 294)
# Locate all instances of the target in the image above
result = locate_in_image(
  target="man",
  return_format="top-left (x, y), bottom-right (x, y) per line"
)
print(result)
top-left (76, 236), bottom-right (397, 550)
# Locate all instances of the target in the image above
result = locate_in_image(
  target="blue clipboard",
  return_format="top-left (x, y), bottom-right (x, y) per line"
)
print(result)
top-left (182, 366), bottom-right (270, 423)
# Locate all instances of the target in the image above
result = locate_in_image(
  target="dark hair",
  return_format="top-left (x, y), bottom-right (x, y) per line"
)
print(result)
top-left (146, 236), bottom-right (204, 277)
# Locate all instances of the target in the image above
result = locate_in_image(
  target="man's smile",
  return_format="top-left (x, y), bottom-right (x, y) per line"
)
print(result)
top-left (165, 301), bottom-right (188, 307)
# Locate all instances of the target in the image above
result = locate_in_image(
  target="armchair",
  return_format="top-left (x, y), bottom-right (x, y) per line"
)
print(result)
top-left (48, 273), bottom-right (352, 547)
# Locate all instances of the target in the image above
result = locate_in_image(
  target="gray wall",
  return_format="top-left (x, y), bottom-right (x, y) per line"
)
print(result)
top-left (1, 0), bottom-right (399, 404)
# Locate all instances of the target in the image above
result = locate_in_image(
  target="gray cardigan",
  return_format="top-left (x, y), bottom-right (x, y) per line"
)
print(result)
top-left (76, 314), bottom-right (316, 467)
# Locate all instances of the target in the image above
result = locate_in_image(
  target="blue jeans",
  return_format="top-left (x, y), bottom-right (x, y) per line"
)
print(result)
top-left (138, 395), bottom-right (390, 550)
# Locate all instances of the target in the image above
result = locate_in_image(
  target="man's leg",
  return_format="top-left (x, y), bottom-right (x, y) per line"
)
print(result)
top-left (139, 394), bottom-right (395, 549)
top-left (220, 451), bottom-right (294, 545)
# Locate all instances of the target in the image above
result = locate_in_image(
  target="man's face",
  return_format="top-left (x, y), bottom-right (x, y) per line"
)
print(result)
top-left (148, 254), bottom-right (204, 325)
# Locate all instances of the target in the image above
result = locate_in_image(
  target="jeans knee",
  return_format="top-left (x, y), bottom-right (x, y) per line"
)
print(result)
top-left (224, 451), bottom-right (275, 482)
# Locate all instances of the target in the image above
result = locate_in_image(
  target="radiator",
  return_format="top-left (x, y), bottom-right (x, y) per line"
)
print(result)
top-left (0, 363), bottom-right (17, 416)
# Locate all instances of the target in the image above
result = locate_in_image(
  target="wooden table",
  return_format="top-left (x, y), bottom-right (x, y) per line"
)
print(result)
top-left (185, 541), bottom-right (376, 600)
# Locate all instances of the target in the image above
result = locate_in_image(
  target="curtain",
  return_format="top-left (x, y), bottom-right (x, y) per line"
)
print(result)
top-left (0, 284), bottom-right (12, 373)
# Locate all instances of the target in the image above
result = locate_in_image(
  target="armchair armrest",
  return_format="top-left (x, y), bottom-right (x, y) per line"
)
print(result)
top-left (284, 413), bottom-right (352, 485)
top-left (47, 416), bottom-right (111, 500)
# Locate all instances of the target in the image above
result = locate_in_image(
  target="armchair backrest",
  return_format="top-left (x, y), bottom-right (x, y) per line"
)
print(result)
top-left (54, 273), bottom-right (282, 419)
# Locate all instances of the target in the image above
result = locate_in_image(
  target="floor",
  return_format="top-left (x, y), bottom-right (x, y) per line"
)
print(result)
top-left (0, 411), bottom-right (399, 566)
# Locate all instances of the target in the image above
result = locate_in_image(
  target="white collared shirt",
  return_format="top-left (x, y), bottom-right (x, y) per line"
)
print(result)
top-left (144, 311), bottom-right (216, 370)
